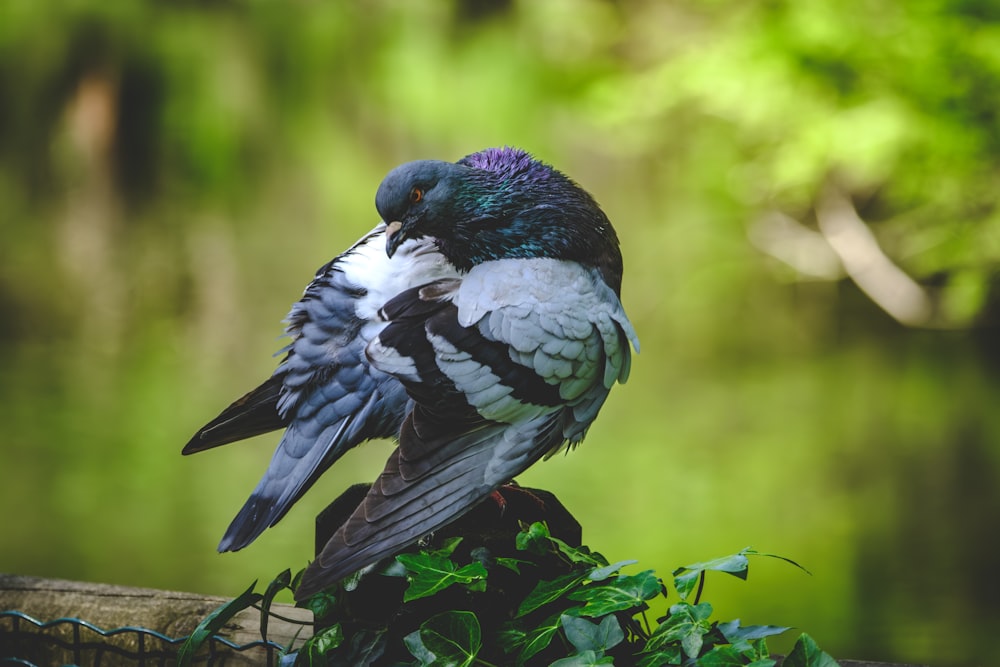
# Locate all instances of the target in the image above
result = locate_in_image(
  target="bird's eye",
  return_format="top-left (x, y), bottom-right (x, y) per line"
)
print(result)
top-left (409, 187), bottom-right (423, 204)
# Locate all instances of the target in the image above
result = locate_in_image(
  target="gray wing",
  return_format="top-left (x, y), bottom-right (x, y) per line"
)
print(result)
top-left (295, 259), bottom-right (637, 598)
top-left (184, 228), bottom-right (411, 552)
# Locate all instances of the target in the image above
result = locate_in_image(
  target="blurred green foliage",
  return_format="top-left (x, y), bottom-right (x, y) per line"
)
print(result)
top-left (2, 1), bottom-right (999, 665)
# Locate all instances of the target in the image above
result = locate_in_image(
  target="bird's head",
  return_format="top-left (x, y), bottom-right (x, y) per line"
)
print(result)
top-left (375, 147), bottom-right (624, 293)
top-left (375, 159), bottom-right (468, 259)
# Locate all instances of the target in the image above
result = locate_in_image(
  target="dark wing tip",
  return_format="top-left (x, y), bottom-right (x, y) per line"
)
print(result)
top-left (181, 433), bottom-right (211, 455)
top-left (217, 495), bottom-right (278, 552)
top-left (181, 376), bottom-right (286, 455)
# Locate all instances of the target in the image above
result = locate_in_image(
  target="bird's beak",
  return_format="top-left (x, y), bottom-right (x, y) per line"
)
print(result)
top-left (385, 221), bottom-right (404, 258)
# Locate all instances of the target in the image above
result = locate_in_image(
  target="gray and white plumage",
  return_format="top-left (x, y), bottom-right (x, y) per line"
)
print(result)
top-left (183, 147), bottom-right (638, 600)
top-left (183, 225), bottom-right (458, 551)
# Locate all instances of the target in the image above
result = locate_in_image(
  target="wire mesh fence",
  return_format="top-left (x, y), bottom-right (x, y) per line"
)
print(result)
top-left (0, 573), bottom-right (313, 667)
top-left (0, 610), bottom-right (288, 666)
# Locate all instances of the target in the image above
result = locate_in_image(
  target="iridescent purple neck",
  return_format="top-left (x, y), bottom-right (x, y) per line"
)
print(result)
top-left (457, 147), bottom-right (556, 187)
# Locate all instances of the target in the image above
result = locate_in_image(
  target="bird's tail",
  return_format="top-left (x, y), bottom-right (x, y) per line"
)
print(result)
top-left (217, 415), bottom-right (357, 552)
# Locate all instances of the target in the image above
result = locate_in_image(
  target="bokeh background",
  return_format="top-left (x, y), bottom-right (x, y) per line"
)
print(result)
top-left (3, 1), bottom-right (1000, 665)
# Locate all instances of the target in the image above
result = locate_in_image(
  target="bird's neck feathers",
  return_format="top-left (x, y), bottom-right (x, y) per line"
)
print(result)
top-left (441, 148), bottom-right (625, 294)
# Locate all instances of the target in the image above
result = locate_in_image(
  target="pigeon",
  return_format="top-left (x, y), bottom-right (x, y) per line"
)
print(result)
top-left (183, 147), bottom-right (639, 600)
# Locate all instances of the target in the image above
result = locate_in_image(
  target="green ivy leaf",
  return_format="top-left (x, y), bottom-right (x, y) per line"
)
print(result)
top-left (516, 521), bottom-right (553, 555)
top-left (673, 571), bottom-right (703, 604)
top-left (378, 558), bottom-right (409, 578)
top-left (495, 556), bottom-right (530, 573)
top-left (637, 646), bottom-right (682, 666)
top-left (568, 570), bottom-right (663, 617)
top-left (517, 612), bottom-right (564, 663)
top-left (549, 534), bottom-right (609, 567)
top-left (588, 559), bottom-right (639, 581)
top-left (516, 570), bottom-right (588, 617)
top-left (561, 614), bottom-right (625, 654)
top-left (715, 619), bottom-right (789, 655)
top-left (338, 628), bottom-right (387, 667)
top-left (498, 624), bottom-right (527, 652)
top-left (747, 638), bottom-right (776, 665)
top-left (403, 629), bottom-right (437, 666)
top-left (178, 580), bottom-right (263, 667)
top-left (716, 620), bottom-right (789, 643)
top-left (404, 611), bottom-right (482, 667)
top-left (782, 633), bottom-right (840, 667)
top-left (549, 649), bottom-right (616, 666)
top-left (646, 601), bottom-right (714, 658)
top-left (294, 623), bottom-right (344, 666)
top-left (340, 568), bottom-right (366, 591)
top-left (299, 590), bottom-right (337, 619)
top-left (515, 521), bottom-right (608, 567)
top-left (432, 536), bottom-right (464, 557)
top-left (675, 550), bottom-right (752, 578)
top-left (673, 550), bottom-right (751, 601)
top-left (396, 552), bottom-right (488, 602)
top-left (260, 568), bottom-right (292, 641)
top-left (695, 644), bottom-right (745, 666)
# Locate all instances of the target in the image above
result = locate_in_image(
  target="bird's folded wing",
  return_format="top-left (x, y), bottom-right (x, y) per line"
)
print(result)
top-left (450, 258), bottom-right (638, 429)
top-left (213, 227), bottom-right (413, 551)
top-left (186, 224), bottom-right (460, 552)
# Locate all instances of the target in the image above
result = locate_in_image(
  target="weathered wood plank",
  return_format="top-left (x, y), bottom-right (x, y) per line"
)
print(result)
top-left (0, 574), bottom-right (311, 665)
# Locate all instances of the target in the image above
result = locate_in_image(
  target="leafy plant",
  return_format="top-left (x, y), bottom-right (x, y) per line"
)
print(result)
top-left (180, 523), bottom-right (840, 666)
top-left (177, 580), bottom-right (267, 666)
